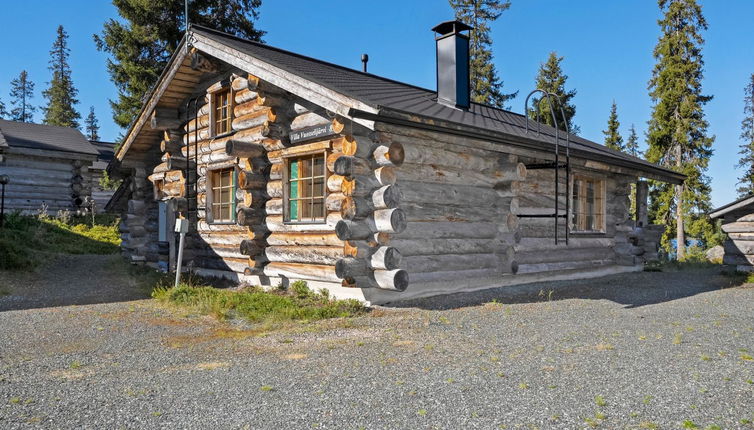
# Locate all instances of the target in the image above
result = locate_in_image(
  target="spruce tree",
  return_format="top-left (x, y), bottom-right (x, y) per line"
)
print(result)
top-left (625, 124), bottom-right (640, 157)
top-left (603, 101), bottom-right (624, 151)
top-left (85, 106), bottom-right (100, 141)
top-left (528, 52), bottom-right (579, 134)
top-left (0, 98), bottom-right (7, 119)
top-left (449, 0), bottom-right (517, 109)
top-left (95, 0), bottom-right (264, 128)
top-left (646, 0), bottom-right (714, 259)
top-left (736, 73), bottom-right (754, 197)
top-left (43, 25), bottom-right (80, 128)
top-left (9, 71), bottom-right (36, 123)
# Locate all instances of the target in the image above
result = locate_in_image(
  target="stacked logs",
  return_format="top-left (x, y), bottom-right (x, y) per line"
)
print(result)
top-left (71, 160), bottom-right (91, 210)
top-left (331, 134), bottom-right (409, 291)
top-left (230, 74), bottom-right (294, 276)
top-left (123, 168), bottom-right (150, 264)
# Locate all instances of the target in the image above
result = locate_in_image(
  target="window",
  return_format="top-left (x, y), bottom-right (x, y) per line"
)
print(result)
top-left (209, 168), bottom-right (236, 223)
top-left (285, 152), bottom-right (327, 223)
top-left (213, 88), bottom-right (232, 136)
top-left (571, 175), bottom-right (605, 233)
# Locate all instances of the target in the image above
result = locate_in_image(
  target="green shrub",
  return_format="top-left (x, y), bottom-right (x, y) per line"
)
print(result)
top-left (152, 281), bottom-right (365, 324)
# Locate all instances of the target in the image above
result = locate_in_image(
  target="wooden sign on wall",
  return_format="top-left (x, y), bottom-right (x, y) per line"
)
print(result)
top-left (289, 124), bottom-right (337, 144)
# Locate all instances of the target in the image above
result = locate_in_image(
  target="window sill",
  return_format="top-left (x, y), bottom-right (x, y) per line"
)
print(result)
top-left (283, 221), bottom-right (328, 225)
top-left (208, 221), bottom-right (237, 225)
top-left (209, 131), bottom-right (236, 140)
top-left (569, 231), bottom-right (607, 237)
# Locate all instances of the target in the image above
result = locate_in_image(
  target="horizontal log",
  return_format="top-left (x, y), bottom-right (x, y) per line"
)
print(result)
top-left (514, 237), bottom-right (615, 252)
top-left (238, 170), bottom-right (267, 190)
top-left (240, 239), bottom-right (266, 256)
top-left (516, 259), bottom-right (615, 274)
top-left (267, 180), bottom-right (283, 198)
top-left (182, 127), bottom-right (210, 145)
top-left (235, 88), bottom-right (258, 104)
top-left (263, 262), bottom-right (339, 283)
top-left (335, 208), bottom-right (406, 240)
top-left (515, 247), bottom-right (613, 264)
top-left (291, 112), bottom-right (330, 130)
top-left (342, 135), bottom-right (378, 159)
top-left (372, 143), bottom-right (404, 167)
top-left (327, 175), bottom-right (345, 193)
top-left (238, 189), bottom-right (270, 208)
top-left (399, 181), bottom-right (504, 207)
top-left (231, 109), bottom-right (273, 131)
top-left (395, 162), bottom-right (525, 187)
top-left (265, 213), bottom-right (341, 232)
top-left (233, 100), bottom-right (260, 118)
top-left (333, 156), bottom-right (372, 178)
top-left (401, 253), bottom-right (499, 273)
top-left (371, 185), bottom-right (401, 209)
top-left (236, 207), bottom-right (265, 226)
top-left (376, 134), bottom-right (499, 172)
top-left (326, 193), bottom-right (346, 211)
top-left (401, 202), bottom-right (503, 223)
top-left (721, 222), bottom-right (754, 233)
top-left (225, 140), bottom-right (266, 159)
top-left (341, 167), bottom-right (396, 196)
top-left (265, 198), bottom-right (283, 215)
top-left (723, 239), bottom-right (754, 255)
top-left (395, 221), bottom-right (499, 239)
top-left (372, 269), bottom-right (409, 291)
top-left (151, 108), bottom-right (182, 130)
top-left (387, 238), bottom-right (497, 256)
top-left (335, 258), bottom-right (370, 279)
top-left (341, 196), bottom-right (374, 220)
top-left (266, 232), bottom-right (342, 247)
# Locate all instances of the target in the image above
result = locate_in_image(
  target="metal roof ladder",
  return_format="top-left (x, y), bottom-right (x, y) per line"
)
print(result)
top-left (518, 89), bottom-right (571, 245)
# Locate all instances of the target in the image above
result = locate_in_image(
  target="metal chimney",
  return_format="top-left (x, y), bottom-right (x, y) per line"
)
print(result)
top-left (432, 20), bottom-right (472, 109)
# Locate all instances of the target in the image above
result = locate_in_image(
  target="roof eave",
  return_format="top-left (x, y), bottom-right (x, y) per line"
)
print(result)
top-left (350, 107), bottom-right (685, 185)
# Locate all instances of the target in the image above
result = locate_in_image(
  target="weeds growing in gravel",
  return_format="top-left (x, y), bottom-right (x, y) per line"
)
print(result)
top-left (152, 280), bottom-right (365, 324)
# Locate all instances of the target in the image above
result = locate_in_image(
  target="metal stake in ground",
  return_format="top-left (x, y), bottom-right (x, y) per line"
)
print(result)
top-left (0, 175), bottom-right (8, 228)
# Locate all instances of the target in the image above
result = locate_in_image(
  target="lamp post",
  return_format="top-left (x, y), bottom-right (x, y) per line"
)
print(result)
top-left (0, 175), bottom-right (8, 229)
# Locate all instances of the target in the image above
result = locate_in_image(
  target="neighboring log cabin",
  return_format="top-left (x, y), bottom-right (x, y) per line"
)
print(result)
top-left (89, 140), bottom-right (117, 212)
top-left (107, 23), bottom-right (684, 303)
top-left (710, 195), bottom-right (754, 272)
top-left (0, 119), bottom-right (101, 214)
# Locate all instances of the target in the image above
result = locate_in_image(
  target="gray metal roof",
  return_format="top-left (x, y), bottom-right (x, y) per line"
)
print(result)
top-left (189, 26), bottom-right (683, 182)
top-left (0, 119), bottom-right (99, 156)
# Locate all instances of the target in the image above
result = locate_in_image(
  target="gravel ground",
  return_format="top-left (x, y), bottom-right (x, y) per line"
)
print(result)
top-left (0, 257), bottom-right (753, 429)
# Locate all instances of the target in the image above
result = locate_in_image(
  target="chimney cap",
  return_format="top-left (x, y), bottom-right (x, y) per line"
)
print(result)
top-left (431, 20), bottom-right (473, 36)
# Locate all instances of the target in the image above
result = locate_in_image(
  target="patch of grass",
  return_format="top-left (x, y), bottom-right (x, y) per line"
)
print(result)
top-left (741, 353), bottom-right (753, 361)
top-left (595, 395), bottom-right (607, 407)
top-left (673, 333), bottom-right (683, 345)
top-left (0, 212), bottom-right (120, 270)
top-left (417, 409), bottom-right (427, 417)
top-left (259, 385), bottom-right (274, 392)
top-left (639, 421), bottom-right (659, 429)
top-left (152, 280), bottom-right (365, 324)
top-left (69, 360), bottom-right (82, 369)
top-left (682, 420), bottom-right (699, 429)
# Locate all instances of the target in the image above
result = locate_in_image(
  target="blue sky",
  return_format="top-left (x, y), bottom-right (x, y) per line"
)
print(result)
top-left (1, 0), bottom-right (752, 207)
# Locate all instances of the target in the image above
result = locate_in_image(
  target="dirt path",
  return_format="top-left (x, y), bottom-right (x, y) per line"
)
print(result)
top-left (0, 254), bottom-right (151, 311)
top-left (0, 261), bottom-right (752, 429)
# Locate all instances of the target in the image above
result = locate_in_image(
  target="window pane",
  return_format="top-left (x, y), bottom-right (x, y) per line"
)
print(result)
top-left (312, 198), bottom-right (324, 220)
top-left (300, 156), bottom-right (312, 178)
top-left (313, 155), bottom-right (325, 177)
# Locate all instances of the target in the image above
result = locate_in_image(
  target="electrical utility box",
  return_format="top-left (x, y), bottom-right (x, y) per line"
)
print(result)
top-left (174, 218), bottom-right (189, 234)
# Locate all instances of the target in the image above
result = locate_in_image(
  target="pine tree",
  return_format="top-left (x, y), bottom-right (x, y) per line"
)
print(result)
top-left (42, 25), bottom-right (80, 128)
top-left (9, 71), bottom-right (36, 123)
top-left (85, 106), bottom-right (100, 140)
top-left (0, 97), bottom-right (7, 119)
top-left (528, 52), bottom-right (579, 134)
top-left (449, 0), bottom-right (517, 109)
top-left (646, 0), bottom-right (714, 259)
top-left (95, 0), bottom-right (264, 128)
top-left (603, 101), bottom-right (624, 151)
top-left (736, 73), bottom-right (754, 197)
top-left (625, 124), bottom-right (640, 157)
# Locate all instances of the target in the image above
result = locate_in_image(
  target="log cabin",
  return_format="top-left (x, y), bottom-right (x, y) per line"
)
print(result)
top-left (106, 22), bottom-right (684, 303)
top-left (710, 195), bottom-right (754, 272)
top-left (0, 119), bottom-right (100, 214)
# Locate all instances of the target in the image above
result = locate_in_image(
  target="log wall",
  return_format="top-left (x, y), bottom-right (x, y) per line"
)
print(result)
top-left (123, 69), bottom-right (662, 302)
top-left (720, 210), bottom-right (754, 272)
top-left (0, 152), bottom-right (92, 214)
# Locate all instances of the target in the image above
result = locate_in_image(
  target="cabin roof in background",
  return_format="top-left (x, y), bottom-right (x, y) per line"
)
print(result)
top-left (89, 140), bottom-right (117, 170)
top-left (0, 119), bottom-right (100, 156)
top-left (191, 26), bottom-right (684, 183)
top-left (709, 194), bottom-right (754, 219)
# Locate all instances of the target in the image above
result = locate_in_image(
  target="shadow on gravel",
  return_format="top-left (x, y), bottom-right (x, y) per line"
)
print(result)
top-left (0, 254), bottom-right (154, 312)
top-left (388, 267), bottom-right (743, 311)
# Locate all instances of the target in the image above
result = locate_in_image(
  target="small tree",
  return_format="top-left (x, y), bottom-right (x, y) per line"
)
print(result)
top-left (736, 73), bottom-right (754, 197)
top-left (0, 97), bottom-right (7, 119)
top-left (449, 0), bottom-right (517, 109)
top-left (99, 170), bottom-right (122, 191)
top-left (43, 25), bottom-right (80, 128)
top-left (528, 52), bottom-right (579, 134)
top-left (85, 106), bottom-right (100, 140)
top-left (603, 101), bottom-right (624, 151)
top-left (9, 71), bottom-right (36, 122)
top-left (625, 124), bottom-right (640, 157)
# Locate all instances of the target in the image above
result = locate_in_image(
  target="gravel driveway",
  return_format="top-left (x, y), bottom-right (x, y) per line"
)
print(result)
top-left (0, 257), bottom-right (752, 429)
